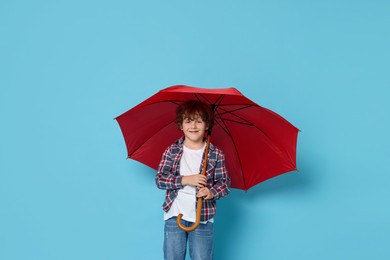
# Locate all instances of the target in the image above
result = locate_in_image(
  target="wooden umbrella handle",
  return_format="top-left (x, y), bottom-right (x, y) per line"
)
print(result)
top-left (176, 135), bottom-right (211, 232)
top-left (176, 197), bottom-right (203, 232)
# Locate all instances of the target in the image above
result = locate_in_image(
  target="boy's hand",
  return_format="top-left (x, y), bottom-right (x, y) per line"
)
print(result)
top-left (182, 174), bottom-right (207, 188)
top-left (197, 187), bottom-right (214, 200)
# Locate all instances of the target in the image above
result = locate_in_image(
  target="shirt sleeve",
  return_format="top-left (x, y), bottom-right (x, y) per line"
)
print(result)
top-left (155, 147), bottom-right (183, 190)
top-left (209, 151), bottom-right (230, 200)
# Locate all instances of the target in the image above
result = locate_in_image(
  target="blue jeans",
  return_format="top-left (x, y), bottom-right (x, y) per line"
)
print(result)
top-left (164, 217), bottom-right (214, 260)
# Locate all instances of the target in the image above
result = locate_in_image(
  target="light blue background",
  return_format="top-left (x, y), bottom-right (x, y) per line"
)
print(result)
top-left (1, 0), bottom-right (389, 259)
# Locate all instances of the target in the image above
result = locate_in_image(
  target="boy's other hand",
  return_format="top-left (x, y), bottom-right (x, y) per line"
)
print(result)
top-left (197, 187), bottom-right (214, 200)
top-left (182, 174), bottom-right (207, 188)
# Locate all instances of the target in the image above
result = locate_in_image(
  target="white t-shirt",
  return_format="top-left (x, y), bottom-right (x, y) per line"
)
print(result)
top-left (164, 144), bottom-right (214, 223)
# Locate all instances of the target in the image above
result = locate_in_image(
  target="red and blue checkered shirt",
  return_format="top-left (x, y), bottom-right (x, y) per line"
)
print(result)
top-left (155, 137), bottom-right (230, 222)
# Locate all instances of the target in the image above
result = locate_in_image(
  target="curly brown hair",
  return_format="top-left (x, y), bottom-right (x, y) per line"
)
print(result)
top-left (175, 100), bottom-right (214, 131)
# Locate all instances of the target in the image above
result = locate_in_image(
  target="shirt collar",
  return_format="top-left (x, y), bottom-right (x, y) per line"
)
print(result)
top-left (176, 136), bottom-right (215, 151)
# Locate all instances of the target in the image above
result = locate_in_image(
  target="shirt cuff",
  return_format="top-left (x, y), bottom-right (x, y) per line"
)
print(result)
top-left (209, 187), bottom-right (219, 200)
top-left (175, 175), bottom-right (184, 189)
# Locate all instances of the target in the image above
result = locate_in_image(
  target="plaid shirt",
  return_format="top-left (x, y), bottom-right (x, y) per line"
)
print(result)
top-left (155, 137), bottom-right (230, 222)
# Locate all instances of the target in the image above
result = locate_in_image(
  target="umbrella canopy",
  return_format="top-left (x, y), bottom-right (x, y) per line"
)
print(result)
top-left (115, 85), bottom-right (299, 190)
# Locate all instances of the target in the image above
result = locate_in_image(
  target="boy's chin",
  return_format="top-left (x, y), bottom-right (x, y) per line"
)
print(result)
top-left (184, 134), bottom-right (204, 142)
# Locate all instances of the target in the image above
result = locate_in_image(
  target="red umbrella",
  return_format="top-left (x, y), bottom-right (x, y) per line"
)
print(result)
top-left (116, 85), bottom-right (299, 191)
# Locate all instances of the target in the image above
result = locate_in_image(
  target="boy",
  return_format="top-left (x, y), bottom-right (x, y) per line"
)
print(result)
top-left (156, 100), bottom-right (230, 260)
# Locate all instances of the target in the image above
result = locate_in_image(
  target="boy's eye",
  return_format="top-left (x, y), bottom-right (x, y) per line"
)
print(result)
top-left (183, 118), bottom-right (204, 124)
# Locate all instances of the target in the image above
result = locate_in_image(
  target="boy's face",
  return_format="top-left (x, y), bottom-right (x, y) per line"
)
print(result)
top-left (181, 113), bottom-right (208, 145)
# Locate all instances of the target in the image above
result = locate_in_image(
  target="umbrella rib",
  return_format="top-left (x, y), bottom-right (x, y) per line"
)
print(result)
top-left (217, 106), bottom-right (271, 138)
top-left (213, 108), bottom-right (248, 190)
top-left (194, 93), bottom-right (226, 109)
top-left (217, 104), bottom-right (256, 115)
top-left (217, 117), bottom-right (254, 126)
top-left (194, 93), bottom-right (210, 104)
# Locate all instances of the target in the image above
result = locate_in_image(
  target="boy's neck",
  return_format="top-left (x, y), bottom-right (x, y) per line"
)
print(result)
top-left (183, 139), bottom-right (205, 150)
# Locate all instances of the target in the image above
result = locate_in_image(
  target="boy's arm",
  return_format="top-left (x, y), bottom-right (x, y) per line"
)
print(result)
top-left (155, 147), bottom-right (184, 190)
top-left (209, 152), bottom-right (231, 200)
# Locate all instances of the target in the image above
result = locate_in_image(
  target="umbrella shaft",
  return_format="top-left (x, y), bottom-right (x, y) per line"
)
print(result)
top-left (177, 135), bottom-right (211, 232)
